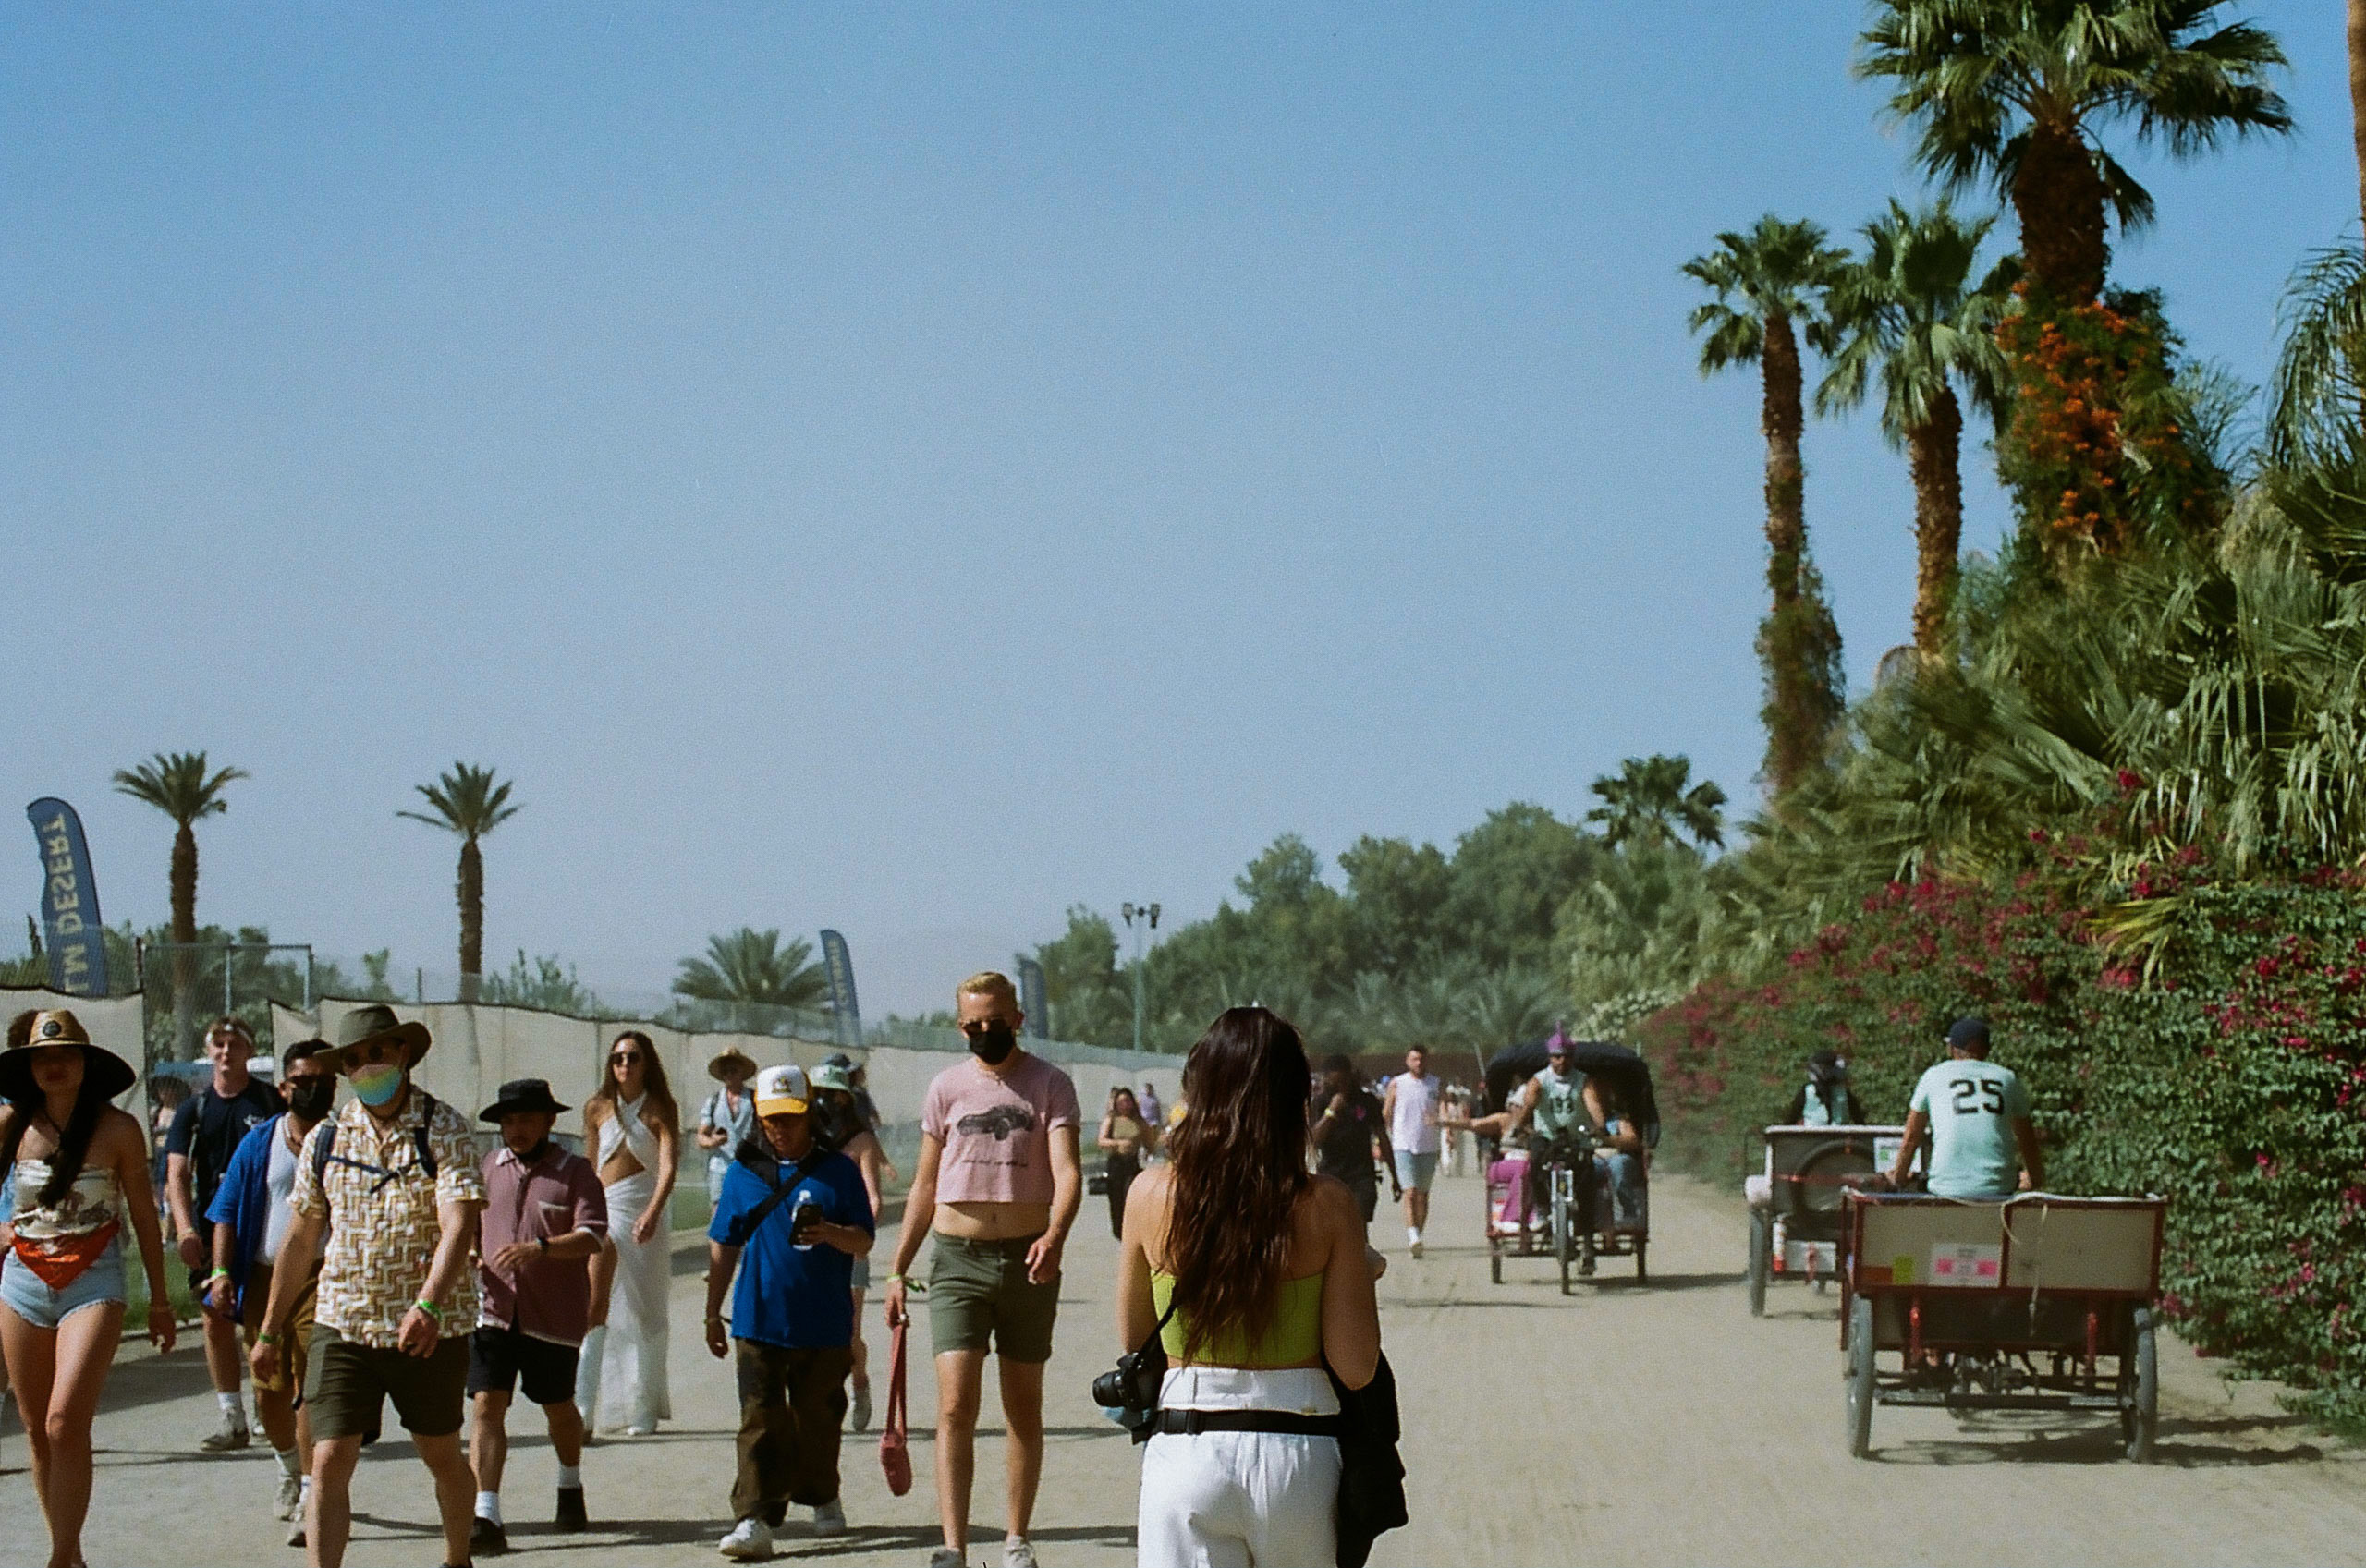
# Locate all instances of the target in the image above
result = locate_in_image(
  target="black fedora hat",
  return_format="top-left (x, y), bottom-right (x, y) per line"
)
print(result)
top-left (0, 1009), bottom-right (137, 1105)
top-left (479, 1077), bottom-right (569, 1122)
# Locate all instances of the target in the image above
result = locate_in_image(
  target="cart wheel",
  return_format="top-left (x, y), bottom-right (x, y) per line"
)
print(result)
top-left (1747, 1213), bottom-right (1770, 1317)
top-left (1551, 1179), bottom-right (1573, 1295)
top-left (1845, 1296), bottom-right (1876, 1458)
top-left (2123, 1307), bottom-right (2158, 1463)
top-left (1633, 1235), bottom-right (1648, 1282)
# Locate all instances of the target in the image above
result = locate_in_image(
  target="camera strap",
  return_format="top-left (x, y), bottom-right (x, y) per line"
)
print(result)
top-left (722, 1144), bottom-right (832, 1249)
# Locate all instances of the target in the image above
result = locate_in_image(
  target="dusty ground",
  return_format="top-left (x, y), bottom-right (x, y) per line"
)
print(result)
top-left (5, 1169), bottom-right (2360, 1567)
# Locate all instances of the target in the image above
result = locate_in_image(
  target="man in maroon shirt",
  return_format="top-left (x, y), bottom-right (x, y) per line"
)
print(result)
top-left (467, 1078), bottom-right (609, 1555)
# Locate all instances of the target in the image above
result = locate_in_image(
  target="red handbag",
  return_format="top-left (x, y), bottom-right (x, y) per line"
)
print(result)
top-left (879, 1318), bottom-right (912, 1496)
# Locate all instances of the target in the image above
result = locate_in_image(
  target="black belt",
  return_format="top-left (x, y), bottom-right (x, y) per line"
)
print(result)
top-left (1150, 1408), bottom-right (1343, 1438)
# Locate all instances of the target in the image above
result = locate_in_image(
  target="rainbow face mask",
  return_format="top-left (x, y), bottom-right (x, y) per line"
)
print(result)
top-left (349, 1062), bottom-right (405, 1107)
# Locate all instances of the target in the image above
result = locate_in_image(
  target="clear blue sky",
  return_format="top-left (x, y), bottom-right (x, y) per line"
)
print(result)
top-left (4, 4), bottom-right (2349, 1016)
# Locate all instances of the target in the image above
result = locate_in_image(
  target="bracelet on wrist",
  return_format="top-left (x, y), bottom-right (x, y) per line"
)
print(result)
top-left (207, 1267), bottom-right (232, 1282)
top-left (412, 1299), bottom-right (444, 1324)
top-left (256, 1329), bottom-right (277, 1345)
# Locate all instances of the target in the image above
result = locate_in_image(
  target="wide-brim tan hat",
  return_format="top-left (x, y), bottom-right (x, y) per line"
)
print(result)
top-left (1, 1009), bottom-right (137, 1104)
top-left (323, 1003), bottom-right (433, 1073)
top-left (708, 1048), bottom-right (759, 1083)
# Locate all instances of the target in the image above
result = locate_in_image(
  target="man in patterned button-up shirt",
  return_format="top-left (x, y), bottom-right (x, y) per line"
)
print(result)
top-left (252, 1004), bottom-right (485, 1568)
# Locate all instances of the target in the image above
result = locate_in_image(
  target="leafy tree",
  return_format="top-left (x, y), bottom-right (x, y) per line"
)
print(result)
top-left (1819, 201), bottom-right (2018, 652)
top-left (1335, 835), bottom-right (1453, 979)
top-left (1685, 215), bottom-right (1851, 796)
top-left (672, 927), bottom-right (828, 1009)
top-left (1439, 804), bottom-right (1601, 971)
top-left (1586, 755), bottom-right (1727, 851)
top-left (398, 763), bottom-right (520, 1002)
top-left (1026, 906), bottom-right (1134, 1046)
top-left (481, 950), bottom-right (604, 1015)
top-left (1858, 0), bottom-right (2290, 305)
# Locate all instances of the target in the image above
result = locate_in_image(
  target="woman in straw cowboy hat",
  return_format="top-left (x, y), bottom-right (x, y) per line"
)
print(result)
top-left (695, 1047), bottom-right (760, 1216)
top-left (1, 1009), bottom-right (177, 1568)
top-left (576, 1030), bottom-right (680, 1436)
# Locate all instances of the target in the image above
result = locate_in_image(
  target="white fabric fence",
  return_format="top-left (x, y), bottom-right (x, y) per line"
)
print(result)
top-left (2, 988), bottom-right (153, 1128)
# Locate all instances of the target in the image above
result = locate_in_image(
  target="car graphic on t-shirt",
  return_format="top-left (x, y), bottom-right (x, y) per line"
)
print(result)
top-left (956, 1104), bottom-right (1038, 1141)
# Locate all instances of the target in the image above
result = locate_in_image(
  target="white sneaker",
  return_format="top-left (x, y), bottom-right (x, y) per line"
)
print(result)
top-left (926, 1551), bottom-right (966, 1568)
top-left (1002, 1537), bottom-right (1039, 1568)
top-left (274, 1472), bottom-right (304, 1519)
top-left (848, 1382), bottom-right (872, 1432)
top-left (1409, 1234), bottom-right (1425, 1258)
top-left (811, 1499), bottom-right (847, 1536)
top-left (718, 1516), bottom-right (774, 1561)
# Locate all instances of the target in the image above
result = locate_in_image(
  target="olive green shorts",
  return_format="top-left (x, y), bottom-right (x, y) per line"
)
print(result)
top-left (926, 1234), bottom-right (1059, 1363)
top-left (304, 1324), bottom-right (469, 1440)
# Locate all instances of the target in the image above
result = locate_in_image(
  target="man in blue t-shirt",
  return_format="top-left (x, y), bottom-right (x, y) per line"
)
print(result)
top-left (1886, 1017), bottom-right (2045, 1199)
top-left (704, 1064), bottom-right (875, 1562)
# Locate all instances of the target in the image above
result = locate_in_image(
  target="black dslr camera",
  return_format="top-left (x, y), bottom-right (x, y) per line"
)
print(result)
top-left (1092, 1331), bottom-right (1169, 1441)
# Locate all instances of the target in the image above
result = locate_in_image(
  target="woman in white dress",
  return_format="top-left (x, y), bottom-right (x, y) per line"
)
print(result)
top-left (575, 1030), bottom-right (680, 1435)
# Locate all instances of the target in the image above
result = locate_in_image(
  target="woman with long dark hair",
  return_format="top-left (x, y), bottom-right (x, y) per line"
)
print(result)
top-left (1, 1010), bottom-right (176, 1568)
top-left (1116, 1007), bottom-right (1380, 1567)
top-left (1096, 1087), bottom-right (1155, 1240)
top-left (575, 1029), bottom-right (679, 1435)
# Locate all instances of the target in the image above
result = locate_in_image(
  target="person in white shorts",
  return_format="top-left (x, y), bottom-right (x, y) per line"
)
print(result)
top-left (1381, 1046), bottom-right (1442, 1257)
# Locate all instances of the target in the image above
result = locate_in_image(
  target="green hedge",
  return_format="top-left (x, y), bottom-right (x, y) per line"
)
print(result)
top-left (1640, 873), bottom-right (2366, 1426)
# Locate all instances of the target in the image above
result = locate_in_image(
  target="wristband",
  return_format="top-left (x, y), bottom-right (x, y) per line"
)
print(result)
top-left (256, 1329), bottom-right (277, 1346)
top-left (885, 1273), bottom-right (905, 1285)
top-left (412, 1299), bottom-right (444, 1325)
top-left (208, 1267), bottom-right (232, 1282)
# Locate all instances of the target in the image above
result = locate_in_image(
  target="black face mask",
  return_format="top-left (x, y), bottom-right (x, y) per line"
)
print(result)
top-left (286, 1077), bottom-right (336, 1122)
top-left (968, 1023), bottom-right (1018, 1066)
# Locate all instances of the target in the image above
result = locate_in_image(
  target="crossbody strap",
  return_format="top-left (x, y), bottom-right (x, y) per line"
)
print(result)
top-left (722, 1148), bottom-right (831, 1249)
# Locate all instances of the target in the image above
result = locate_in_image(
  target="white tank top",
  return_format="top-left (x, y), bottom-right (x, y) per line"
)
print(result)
top-left (1389, 1073), bottom-right (1441, 1155)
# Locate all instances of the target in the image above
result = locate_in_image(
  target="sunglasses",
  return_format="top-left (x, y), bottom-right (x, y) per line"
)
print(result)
top-left (611, 1051), bottom-right (644, 1065)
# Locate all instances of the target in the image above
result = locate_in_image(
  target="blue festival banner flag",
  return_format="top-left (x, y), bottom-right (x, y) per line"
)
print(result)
top-left (1018, 958), bottom-right (1048, 1039)
top-left (818, 930), bottom-right (860, 1048)
top-left (25, 799), bottom-right (110, 997)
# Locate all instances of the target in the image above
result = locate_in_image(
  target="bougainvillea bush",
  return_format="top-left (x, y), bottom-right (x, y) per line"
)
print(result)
top-left (1640, 874), bottom-right (2366, 1426)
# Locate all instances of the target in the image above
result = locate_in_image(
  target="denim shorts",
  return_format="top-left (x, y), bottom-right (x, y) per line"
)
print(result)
top-left (1393, 1149), bottom-right (1439, 1193)
top-left (0, 1239), bottom-right (127, 1330)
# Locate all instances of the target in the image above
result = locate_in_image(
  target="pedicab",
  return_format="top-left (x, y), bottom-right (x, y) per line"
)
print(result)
top-left (1744, 1124), bottom-right (1908, 1315)
top-left (1838, 1189), bottom-right (2167, 1461)
top-left (1479, 1039), bottom-right (1658, 1292)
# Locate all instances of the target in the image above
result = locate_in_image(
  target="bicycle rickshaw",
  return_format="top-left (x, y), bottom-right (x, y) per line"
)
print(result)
top-left (1478, 1039), bottom-right (1658, 1292)
top-left (1838, 1190), bottom-right (2166, 1461)
top-left (1745, 1123), bottom-right (1908, 1315)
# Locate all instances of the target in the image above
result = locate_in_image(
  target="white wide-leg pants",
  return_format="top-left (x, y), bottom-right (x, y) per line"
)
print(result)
top-left (1137, 1366), bottom-right (1341, 1568)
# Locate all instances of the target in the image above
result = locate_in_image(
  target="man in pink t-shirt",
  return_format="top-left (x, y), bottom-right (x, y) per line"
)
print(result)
top-left (884, 972), bottom-right (1081, 1568)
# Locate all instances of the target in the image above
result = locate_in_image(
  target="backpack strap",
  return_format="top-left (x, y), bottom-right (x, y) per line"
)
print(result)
top-left (721, 1145), bottom-right (833, 1249)
top-left (308, 1090), bottom-right (440, 1212)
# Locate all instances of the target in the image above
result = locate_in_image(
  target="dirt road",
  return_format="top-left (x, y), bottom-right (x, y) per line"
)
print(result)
top-left (5, 1169), bottom-right (2360, 1566)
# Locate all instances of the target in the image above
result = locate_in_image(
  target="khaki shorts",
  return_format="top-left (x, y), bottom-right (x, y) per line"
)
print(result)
top-left (304, 1324), bottom-right (469, 1440)
top-left (926, 1233), bottom-right (1058, 1363)
top-left (241, 1265), bottom-right (317, 1404)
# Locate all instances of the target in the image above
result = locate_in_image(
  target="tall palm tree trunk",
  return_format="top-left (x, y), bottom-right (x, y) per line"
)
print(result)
top-left (170, 823), bottom-right (199, 1051)
top-left (1907, 387), bottom-right (1965, 657)
top-left (2352, 0), bottom-right (2366, 234)
top-left (457, 836), bottom-right (484, 1002)
top-left (1761, 310), bottom-right (1807, 603)
top-left (1757, 310), bottom-right (1842, 796)
top-left (2013, 117), bottom-right (2110, 303)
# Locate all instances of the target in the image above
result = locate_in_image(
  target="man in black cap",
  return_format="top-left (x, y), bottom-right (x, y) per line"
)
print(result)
top-left (467, 1078), bottom-right (610, 1554)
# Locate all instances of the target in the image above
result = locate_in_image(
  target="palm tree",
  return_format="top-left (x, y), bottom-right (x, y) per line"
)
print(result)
top-left (1819, 201), bottom-right (2018, 654)
top-left (2352, 0), bottom-right (2366, 228)
top-left (2267, 7), bottom-right (2366, 465)
top-left (1684, 216), bottom-right (1852, 796)
top-left (398, 763), bottom-right (520, 1002)
top-left (672, 928), bottom-right (829, 1010)
top-left (1586, 754), bottom-right (1728, 851)
top-left (114, 751), bottom-right (247, 1046)
top-left (1859, 0), bottom-right (2290, 304)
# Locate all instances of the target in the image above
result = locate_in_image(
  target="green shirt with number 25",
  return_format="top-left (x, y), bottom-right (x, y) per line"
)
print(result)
top-left (1909, 1058), bottom-right (2031, 1199)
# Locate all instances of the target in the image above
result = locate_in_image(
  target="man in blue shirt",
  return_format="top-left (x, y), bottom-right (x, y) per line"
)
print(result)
top-left (705, 1064), bottom-right (874, 1562)
top-left (1886, 1017), bottom-right (2045, 1199)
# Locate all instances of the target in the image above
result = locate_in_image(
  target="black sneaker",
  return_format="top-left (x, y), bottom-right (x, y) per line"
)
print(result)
top-left (470, 1515), bottom-right (508, 1556)
top-left (555, 1487), bottom-right (588, 1532)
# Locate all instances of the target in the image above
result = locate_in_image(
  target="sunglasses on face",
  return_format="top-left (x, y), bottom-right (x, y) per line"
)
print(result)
top-left (353, 1042), bottom-right (397, 1066)
top-left (611, 1051), bottom-right (643, 1065)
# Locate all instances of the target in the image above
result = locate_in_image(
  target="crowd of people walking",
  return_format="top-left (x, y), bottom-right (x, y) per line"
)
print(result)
top-left (0, 977), bottom-right (1433, 1568)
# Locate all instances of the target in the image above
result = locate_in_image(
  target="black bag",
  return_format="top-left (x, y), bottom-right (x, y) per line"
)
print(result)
top-left (1327, 1351), bottom-right (1408, 1568)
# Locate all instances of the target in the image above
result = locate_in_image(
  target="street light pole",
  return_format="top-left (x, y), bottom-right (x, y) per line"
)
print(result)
top-left (1121, 900), bottom-right (1162, 1054)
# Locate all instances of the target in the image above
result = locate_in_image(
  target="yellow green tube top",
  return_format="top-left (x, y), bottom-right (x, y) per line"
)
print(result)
top-left (1149, 1270), bottom-right (1323, 1367)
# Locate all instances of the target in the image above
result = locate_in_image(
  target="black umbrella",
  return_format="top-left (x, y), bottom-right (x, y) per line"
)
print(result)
top-left (1482, 1037), bottom-right (1660, 1149)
